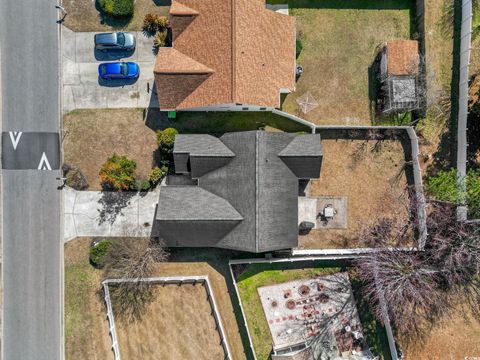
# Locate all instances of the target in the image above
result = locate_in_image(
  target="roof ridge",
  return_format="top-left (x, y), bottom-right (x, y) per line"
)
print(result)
top-left (230, 0), bottom-right (236, 103)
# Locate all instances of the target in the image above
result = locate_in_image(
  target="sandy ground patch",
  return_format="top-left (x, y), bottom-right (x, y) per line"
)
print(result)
top-left (299, 139), bottom-right (410, 248)
top-left (114, 284), bottom-right (225, 360)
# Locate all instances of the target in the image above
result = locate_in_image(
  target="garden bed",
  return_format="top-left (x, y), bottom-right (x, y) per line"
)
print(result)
top-left (233, 261), bottom-right (391, 360)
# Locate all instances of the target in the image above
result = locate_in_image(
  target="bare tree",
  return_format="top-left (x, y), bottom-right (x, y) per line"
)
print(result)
top-left (355, 202), bottom-right (480, 339)
top-left (104, 238), bottom-right (169, 322)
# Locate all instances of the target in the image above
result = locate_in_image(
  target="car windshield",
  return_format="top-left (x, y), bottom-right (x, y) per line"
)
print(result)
top-left (117, 33), bottom-right (125, 46)
top-left (121, 63), bottom-right (129, 76)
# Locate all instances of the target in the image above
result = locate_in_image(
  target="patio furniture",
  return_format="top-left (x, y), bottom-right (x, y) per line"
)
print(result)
top-left (323, 204), bottom-right (337, 219)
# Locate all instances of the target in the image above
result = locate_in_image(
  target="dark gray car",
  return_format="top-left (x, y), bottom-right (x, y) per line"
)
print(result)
top-left (94, 32), bottom-right (136, 52)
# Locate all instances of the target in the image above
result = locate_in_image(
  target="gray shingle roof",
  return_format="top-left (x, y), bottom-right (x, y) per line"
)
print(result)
top-left (156, 186), bottom-right (243, 220)
top-left (157, 131), bottom-right (322, 252)
top-left (278, 134), bottom-right (322, 157)
top-left (174, 134), bottom-right (235, 157)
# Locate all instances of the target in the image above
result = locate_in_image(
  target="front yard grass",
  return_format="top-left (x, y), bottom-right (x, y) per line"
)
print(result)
top-left (270, 0), bottom-right (414, 125)
top-left (63, 109), bottom-right (158, 190)
top-left (235, 262), bottom-right (391, 360)
top-left (64, 238), bottom-right (249, 360)
top-left (62, 0), bottom-right (170, 32)
top-left (65, 238), bottom-right (114, 360)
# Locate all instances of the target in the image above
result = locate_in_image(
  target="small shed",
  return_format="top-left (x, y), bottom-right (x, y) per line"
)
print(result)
top-left (377, 40), bottom-right (420, 114)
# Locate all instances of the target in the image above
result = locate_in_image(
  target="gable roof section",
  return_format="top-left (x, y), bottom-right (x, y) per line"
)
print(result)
top-left (387, 40), bottom-right (419, 76)
top-left (169, 1), bottom-right (199, 16)
top-left (154, 0), bottom-right (295, 110)
top-left (279, 134), bottom-right (323, 157)
top-left (155, 48), bottom-right (214, 74)
top-left (156, 186), bottom-right (243, 221)
top-left (174, 134), bottom-right (235, 156)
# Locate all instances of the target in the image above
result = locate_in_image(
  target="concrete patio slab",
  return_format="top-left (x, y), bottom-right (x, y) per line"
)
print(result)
top-left (316, 196), bottom-right (348, 229)
top-left (62, 27), bottom-right (158, 113)
top-left (64, 187), bottom-right (159, 241)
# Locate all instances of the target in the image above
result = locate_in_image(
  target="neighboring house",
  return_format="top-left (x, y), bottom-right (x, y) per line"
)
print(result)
top-left (154, 0), bottom-right (296, 112)
top-left (377, 40), bottom-right (421, 114)
top-left (154, 131), bottom-right (322, 253)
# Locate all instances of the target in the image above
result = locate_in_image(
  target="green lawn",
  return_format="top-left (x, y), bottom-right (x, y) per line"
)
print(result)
top-left (235, 262), bottom-right (392, 360)
top-left (267, 0), bottom-right (414, 125)
top-left (146, 109), bottom-right (311, 134)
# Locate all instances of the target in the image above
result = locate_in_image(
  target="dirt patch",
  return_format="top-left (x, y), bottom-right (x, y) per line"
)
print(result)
top-left (63, 109), bottom-right (158, 190)
top-left (62, 0), bottom-right (170, 32)
top-left (400, 305), bottom-right (480, 359)
top-left (114, 284), bottom-right (225, 360)
top-left (299, 139), bottom-right (410, 249)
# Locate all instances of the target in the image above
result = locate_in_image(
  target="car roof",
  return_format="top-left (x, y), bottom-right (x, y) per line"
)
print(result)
top-left (95, 33), bottom-right (117, 45)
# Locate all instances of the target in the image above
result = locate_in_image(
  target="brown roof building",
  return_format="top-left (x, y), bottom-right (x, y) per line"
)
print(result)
top-left (385, 40), bottom-right (419, 76)
top-left (154, 0), bottom-right (296, 111)
top-left (378, 39), bottom-right (421, 114)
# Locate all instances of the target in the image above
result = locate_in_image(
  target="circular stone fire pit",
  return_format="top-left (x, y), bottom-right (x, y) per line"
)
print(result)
top-left (286, 299), bottom-right (296, 310)
top-left (298, 285), bottom-right (311, 296)
top-left (319, 293), bottom-right (330, 303)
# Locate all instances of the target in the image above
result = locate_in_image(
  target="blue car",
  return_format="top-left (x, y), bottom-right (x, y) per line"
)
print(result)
top-left (98, 62), bottom-right (139, 80)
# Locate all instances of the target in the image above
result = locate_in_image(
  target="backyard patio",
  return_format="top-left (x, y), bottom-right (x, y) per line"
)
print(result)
top-left (299, 137), bottom-right (412, 249)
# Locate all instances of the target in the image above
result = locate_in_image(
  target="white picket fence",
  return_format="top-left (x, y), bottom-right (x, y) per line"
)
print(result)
top-left (102, 276), bottom-right (232, 360)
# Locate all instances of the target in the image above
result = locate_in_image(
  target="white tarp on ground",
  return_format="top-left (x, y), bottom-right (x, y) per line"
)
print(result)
top-left (64, 187), bottom-right (159, 241)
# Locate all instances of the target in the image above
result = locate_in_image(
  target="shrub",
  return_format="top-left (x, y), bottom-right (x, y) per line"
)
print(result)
top-left (155, 16), bottom-right (169, 30)
top-left (148, 166), bottom-right (168, 185)
top-left (153, 30), bottom-right (168, 48)
top-left (90, 240), bottom-right (111, 268)
top-left (135, 179), bottom-right (151, 191)
top-left (66, 167), bottom-right (89, 190)
top-left (143, 13), bottom-right (158, 33)
top-left (99, 0), bottom-right (134, 18)
top-left (99, 153), bottom-right (137, 191)
top-left (156, 128), bottom-right (178, 153)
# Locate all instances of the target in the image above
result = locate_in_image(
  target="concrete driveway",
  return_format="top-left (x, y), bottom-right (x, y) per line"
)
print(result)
top-left (62, 27), bottom-right (158, 113)
top-left (64, 187), bottom-right (159, 241)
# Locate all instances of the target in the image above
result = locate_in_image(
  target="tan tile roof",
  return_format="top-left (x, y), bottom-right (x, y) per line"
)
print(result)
top-left (154, 0), bottom-right (295, 110)
top-left (387, 40), bottom-right (419, 76)
top-left (169, 1), bottom-right (198, 16)
top-left (155, 48), bottom-right (214, 74)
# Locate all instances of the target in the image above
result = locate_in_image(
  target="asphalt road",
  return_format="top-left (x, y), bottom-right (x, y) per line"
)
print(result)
top-left (0, 0), bottom-right (62, 359)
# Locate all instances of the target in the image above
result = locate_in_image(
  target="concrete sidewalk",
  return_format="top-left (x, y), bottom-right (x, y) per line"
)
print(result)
top-left (62, 27), bottom-right (158, 113)
top-left (64, 187), bottom-right (159, 241)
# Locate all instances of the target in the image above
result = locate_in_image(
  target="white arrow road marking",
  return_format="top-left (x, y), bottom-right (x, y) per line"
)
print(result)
top-left (38, 152), bottom-right (52, 170)
top-left (8, 131), bottom-right (22, 150)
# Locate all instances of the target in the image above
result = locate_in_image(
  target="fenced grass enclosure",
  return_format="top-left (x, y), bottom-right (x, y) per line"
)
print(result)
top-left (229, 257), bottom-right (398, 360)
top-left (102, 276), bottom-right (232, 360)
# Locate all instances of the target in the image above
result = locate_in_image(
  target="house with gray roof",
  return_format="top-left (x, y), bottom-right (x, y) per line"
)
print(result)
top-left (155, 131), bottom-right (322, 253)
